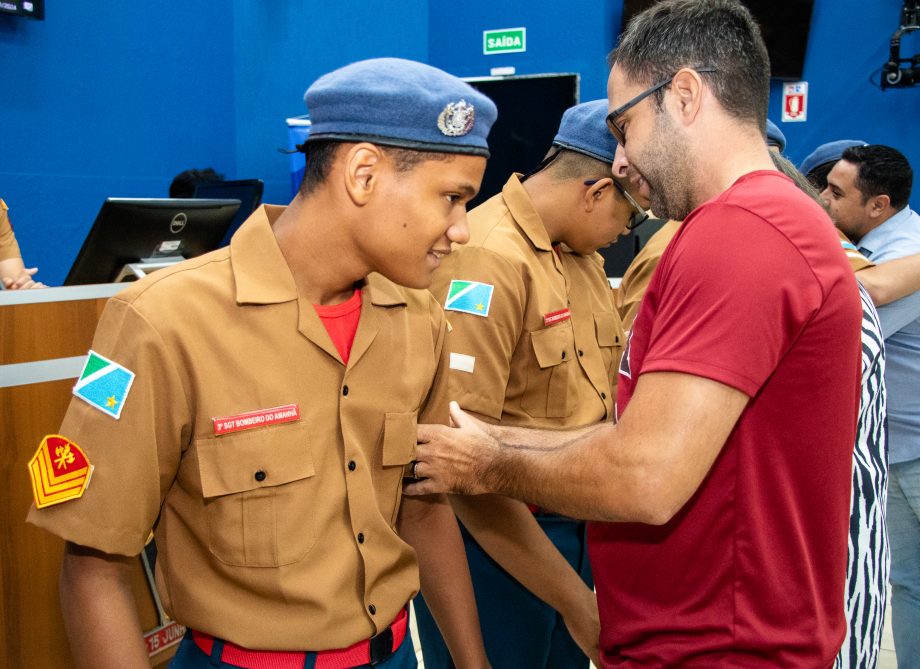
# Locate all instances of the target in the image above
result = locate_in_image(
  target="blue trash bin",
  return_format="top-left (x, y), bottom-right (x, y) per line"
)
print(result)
top-left (285, 115), bottom-right (311, 198)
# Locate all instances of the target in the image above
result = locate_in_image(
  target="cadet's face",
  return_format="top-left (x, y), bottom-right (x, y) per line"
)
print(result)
top-left (822, 160), bottom-right (872, 241)
top-left (369, 154), bottom-right (484, 289)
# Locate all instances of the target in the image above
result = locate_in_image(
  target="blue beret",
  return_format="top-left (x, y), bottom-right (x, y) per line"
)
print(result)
top-left (799, 139), bottom-right (869, 177)
top-left (765, 119), bottom-right (786, 152)
top-left (552, 99), bottom-right (618, 163)
top-left (304, 58), bottom-right (497, 157)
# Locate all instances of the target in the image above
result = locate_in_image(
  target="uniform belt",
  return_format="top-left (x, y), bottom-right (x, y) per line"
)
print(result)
top-left (190, 607), bottom-right (408, 669)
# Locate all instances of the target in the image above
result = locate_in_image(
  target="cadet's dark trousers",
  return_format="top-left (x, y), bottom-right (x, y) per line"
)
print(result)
top-left (414, 515), bottom-right (593, 669)
top-left (169, 628), bottom-right (418, 669)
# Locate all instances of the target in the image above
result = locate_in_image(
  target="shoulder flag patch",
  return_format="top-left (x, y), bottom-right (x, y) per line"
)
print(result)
top-left (73, 350), bottom-right (135, 419)
top-left (841, 240), bottom-right (860, 252)
top-left (445, 280), bottom-right (494, 317)
top-left (28, 435), bottom-right (94, 508)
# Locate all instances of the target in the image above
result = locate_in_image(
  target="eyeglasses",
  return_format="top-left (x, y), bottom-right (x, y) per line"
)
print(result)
top-left (605, 66), bottom-right (717, 146)
top-left (584, 178), bottom-right (650, 230)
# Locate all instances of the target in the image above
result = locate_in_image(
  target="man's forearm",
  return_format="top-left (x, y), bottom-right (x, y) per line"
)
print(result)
top-left (397, 495), bottom-right (490, 669)
top-left (60, 543), bottom-right (150, 669)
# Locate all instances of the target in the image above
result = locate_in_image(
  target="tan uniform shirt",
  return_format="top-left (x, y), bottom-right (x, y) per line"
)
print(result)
top-left (0, 199), bottom-right (23, 261)
top-left (616, 222), bottom-right (872, 332)
top-left (28, 205), bottom-right (449, 650)
top-left (430, 175), bottom-right (622, 428)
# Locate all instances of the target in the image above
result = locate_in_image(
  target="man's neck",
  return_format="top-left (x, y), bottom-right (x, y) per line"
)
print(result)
top-left (522, 174), bottom-right (568, 244)
top-left (272, 194), bottom-right (368, 305)
top-left (692, 123), bottom-right (776, 206)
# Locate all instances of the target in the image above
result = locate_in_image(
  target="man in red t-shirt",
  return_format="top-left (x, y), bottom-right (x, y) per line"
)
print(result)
top-left (408, 1), bottom-right (863, 666)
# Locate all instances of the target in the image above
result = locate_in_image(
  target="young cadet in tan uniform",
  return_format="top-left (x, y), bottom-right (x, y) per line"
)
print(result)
top-left (0, 198), bottom-right (44, 289)
top-left (415, 100), bottom-right (649, 669)
top-left (26, 58), bottom-right (498, 669)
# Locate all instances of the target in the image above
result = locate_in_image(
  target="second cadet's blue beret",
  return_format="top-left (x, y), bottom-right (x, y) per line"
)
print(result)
top-left (552, 99), bottom-right (619, 163)
top-left (799, 139), bottom-right (869, 177)
top-left (765, 119), bottom-right (786, 152)
top-left (304, 58), bottom-right (497, 157)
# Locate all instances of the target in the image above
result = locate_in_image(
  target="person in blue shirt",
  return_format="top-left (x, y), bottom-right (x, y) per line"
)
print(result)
top-left (823, 144), bottom-right (920, 669)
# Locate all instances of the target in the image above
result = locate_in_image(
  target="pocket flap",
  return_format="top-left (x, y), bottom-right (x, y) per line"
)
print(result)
top-left (530, 322), bottom-right (575, 369)
top-left (198, 423), bottom-right (314, 498)
top-left (382, 411), bottom-right (418, 467)
top-left (595, 311), bottom-right (623, 348)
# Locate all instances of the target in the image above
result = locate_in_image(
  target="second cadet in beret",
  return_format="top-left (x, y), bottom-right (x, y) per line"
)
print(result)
top-left (415, 99), bottom-right (648, 669)
top-left (28, 57), bottom-right (497, 669)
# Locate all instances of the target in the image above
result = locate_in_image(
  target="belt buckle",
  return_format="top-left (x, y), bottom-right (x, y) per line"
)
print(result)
top-left (368, 626), bottom-right (394, 666)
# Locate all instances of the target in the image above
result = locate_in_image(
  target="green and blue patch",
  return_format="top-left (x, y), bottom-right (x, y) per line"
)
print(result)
top-left (445, 280), bottom-right (493, 317)
top-left (72, 350), bottom-right (135, 420)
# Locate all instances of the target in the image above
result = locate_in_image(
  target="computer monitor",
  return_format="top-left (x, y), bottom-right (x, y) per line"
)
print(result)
top-left (192, 179), bottom-right (264, 246)
top-left (64, 198), bottom-right (241, 286)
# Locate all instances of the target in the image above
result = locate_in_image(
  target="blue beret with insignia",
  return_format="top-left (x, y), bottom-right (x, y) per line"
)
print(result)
top-left (799, 139), bottom-right (869, 177)
top-left (304, 58), bottom-right (497, 157)
top-left (552, 99), bottom-right (618, 163)
top-left (765, 119), bottom-right (786, 152)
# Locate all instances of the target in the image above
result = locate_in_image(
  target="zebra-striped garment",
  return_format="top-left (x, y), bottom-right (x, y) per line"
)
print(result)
top-left (835, 283), bottom-right (889, 669)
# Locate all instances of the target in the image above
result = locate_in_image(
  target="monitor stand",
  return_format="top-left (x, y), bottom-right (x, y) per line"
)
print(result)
top-left (113, 256), bottom-right (185, 283)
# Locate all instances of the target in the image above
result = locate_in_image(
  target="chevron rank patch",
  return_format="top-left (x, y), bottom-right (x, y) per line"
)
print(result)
top-left (445, 280), bottom-right (494, 317)
top-left (73, 350), bottom-right (135, 419)
top-left (28, 435), bottom-right (94, 508)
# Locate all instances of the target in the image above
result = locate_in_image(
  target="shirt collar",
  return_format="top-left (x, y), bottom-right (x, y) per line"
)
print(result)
top-left (858, 206), bottom-right (914, 257)
top-left (231, 205), bottom-right (407, 307)
top-left (502, 174), bottom-right (554, 252)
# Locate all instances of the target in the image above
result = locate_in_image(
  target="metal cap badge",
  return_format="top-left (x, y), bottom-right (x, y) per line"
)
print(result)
top-left (438, 100), bottom-right (476, 137)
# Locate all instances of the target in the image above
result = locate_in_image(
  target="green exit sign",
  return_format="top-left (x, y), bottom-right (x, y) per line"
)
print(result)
top-left (483, 27), bottom-right (526, 55)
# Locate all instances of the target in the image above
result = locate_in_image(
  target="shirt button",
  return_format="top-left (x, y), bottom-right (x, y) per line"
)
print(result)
top-left (578, 350), bottom-right (584, 357)
top-left (254, 470), bottom-right (266, 482)
top-left (342, 385), bottom-right (349, 396)
top-left (561, 350), bottom-right (566, 360)
top-left (348, 460), bottom-right (356, 471)
top-left (601, 392), bottom-right (607, 400)
top-left (357, 533), bottom-right (365, 544)
top-left (368, 604), bottom-right (376, 615)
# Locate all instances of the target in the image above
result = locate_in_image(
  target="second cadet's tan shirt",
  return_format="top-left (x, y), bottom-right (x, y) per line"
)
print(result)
top-left (430, 175), bottom-right (623, 428)
top-left (0, 199), bottom-right (23, 262)
top-left (615, 221), bottom-right (873, 332)
top-left (28, 205), bottom-right (449, 650)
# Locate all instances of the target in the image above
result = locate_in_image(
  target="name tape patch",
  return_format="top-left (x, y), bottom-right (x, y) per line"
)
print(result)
top-left (445, 280), bottom-right (494, 317)
top-left (449, 352), bottom-right (476, 373)
top-left (28, 434), bottom-right (94, 508)
top-left (543, 308), bottom-right (571, 327)
top-left (213, 404), bottom-right (301, 436)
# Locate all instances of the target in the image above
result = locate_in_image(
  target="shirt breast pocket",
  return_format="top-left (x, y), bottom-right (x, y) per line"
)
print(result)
top-left (523, 322), bottom-right (576, 418)
top-left (594, 311), bottom-right (624, 375)
top-left (380, 410), bottom-right (418, 526)
top-left (197, 423), bottom-right (315, 568)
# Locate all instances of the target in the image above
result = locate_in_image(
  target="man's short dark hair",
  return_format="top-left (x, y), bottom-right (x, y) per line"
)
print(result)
top-left (298, 141), bottom-right (453, 196)
top-left (610, 0), bottom-right (770, 129)
top-left (169, 167), bottom-right (224, 198)
top-left (841, 145), bottom-right (913, 211)
top-left (544, 148), bottom-right (611, 182)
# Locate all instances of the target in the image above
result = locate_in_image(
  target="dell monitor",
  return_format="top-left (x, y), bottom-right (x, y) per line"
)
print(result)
top-left (64, 198), bottom-right (240, 286)
top-left (193, 179), bottom-right (264, 246)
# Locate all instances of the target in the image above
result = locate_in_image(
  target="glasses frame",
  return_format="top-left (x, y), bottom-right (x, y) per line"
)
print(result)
top-left (584, 178), bottom-right (650, 231)
top-left (605, 66), bottom-right (717, 146)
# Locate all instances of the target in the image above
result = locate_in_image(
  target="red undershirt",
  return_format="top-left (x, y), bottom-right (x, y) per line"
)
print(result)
top-left (314, 289), bottom-right (362, 364)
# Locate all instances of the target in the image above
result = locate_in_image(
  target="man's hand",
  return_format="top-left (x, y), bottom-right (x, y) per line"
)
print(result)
top-left (2, 266), bottom-right (45, 289)
top-left (406, 402), bottom-right (500, 496)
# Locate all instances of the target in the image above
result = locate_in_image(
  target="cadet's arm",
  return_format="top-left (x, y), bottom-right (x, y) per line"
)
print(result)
top-left (450, 493), bottom-right (599, 664)
top-left (60, 542), bottom-right (149, 669)
top-left (855, 252), bottom-right (920, 306)
top-left (397, 495), bottom-right (491, 669)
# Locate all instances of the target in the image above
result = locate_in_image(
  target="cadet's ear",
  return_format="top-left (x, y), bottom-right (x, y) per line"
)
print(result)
top-left (584, 177), bottom-right (613, 212)
top-left (343, 143), bottom-right (384, 206)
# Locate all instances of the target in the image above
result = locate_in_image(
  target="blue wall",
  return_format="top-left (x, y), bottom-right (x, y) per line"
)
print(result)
top-left (767, 0), bottom-right (920, 212)
top-left (1, 0), bottom-right (918, 286)
top-left (0, 3), bottom-right (235, 286)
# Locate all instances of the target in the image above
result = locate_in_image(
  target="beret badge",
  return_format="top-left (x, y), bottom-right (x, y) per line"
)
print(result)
top-left (437, 100), bottom-right (476, 137)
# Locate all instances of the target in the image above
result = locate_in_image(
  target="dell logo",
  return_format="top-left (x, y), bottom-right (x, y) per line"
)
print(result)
top-left (169, 213), bottom-right (188, 234)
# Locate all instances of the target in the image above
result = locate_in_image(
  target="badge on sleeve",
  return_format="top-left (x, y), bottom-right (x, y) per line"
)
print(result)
top-left (28, 435), bottom-right (94, 508)
top-left (72, 350), bottom-right (135, 420)
top-left (445, 280), bottom-right (494, 317)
